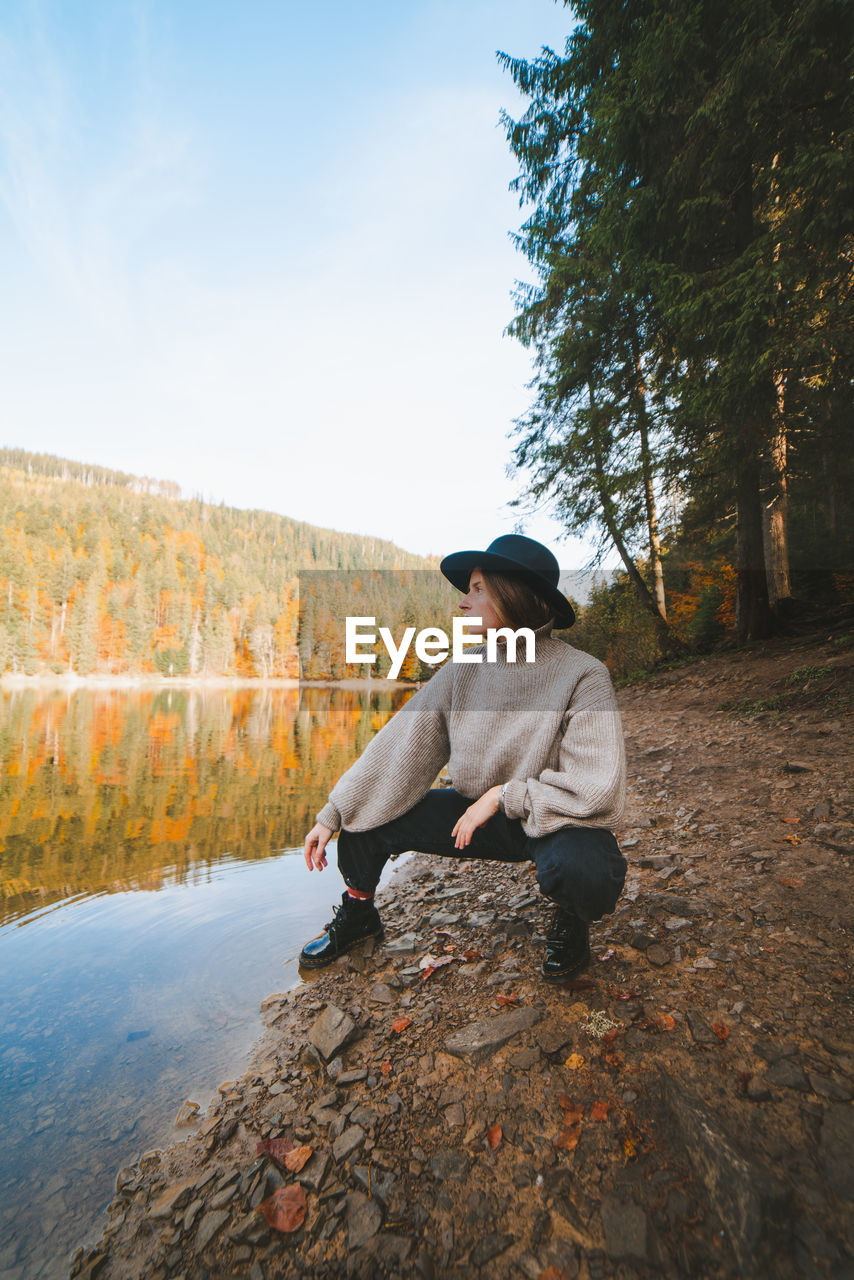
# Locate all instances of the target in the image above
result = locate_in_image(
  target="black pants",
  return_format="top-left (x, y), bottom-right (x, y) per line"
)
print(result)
top-left (336, 788), bottom-right (627, 924)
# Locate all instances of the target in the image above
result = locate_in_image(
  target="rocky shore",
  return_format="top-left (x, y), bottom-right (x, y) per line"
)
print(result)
top-left (71, 633), bottom-right (853, 1280)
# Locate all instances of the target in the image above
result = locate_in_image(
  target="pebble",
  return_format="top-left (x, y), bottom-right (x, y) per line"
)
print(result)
top-left (332, 1125), bottom-right (366, 1162)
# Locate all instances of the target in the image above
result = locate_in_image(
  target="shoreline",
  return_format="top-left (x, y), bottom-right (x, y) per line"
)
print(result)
top-left (0, 673), bottom-right (411, 692)
top-left (66, 638), bottom-right (854, 1280)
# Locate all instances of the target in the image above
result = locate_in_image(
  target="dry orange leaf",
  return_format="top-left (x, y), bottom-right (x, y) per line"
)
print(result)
top-left (784, 835), bottom-right (802, 845)
top-left (624, 1136), bottom-right (638, 1160)
top-left (258, 1183), bottom-right (307, 1233)
top-left (590, 1100), bottom-right (610, 1122)
top-left (486, 1124), bottom-right (502, 1151)
top-left (380, 1059), bottom-right (392, 1076)
top-left (461, 949), bottom-right (483, 962)
top-left (283, 1145), bottom-right (313, 1173)
top-left (566, 1053), bottom-right (585, 1070)
top-left (779, 875), bottom-right (804, 887)
top-left (391, 1016), bottom-right (411, 1034)
top-left (558, 1094), bottom-right (584, 1119)
top-left (713, 1022), bottom-right (730, 1041)
top-left (495, 993), bottom-right (519, 1007)
top-left (555, 1124), bottom-right (581, 1151)
top-left (655, 1012), bottom-right (676, 1031)
top-left (782, 817), bottom-right (801, 824)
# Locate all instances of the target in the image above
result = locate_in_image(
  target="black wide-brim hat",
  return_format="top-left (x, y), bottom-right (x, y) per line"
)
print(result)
top-left (440, 534), bottom-right (575, 628)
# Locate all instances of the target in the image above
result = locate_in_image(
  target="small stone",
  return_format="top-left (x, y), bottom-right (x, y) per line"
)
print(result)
top-left (444, 1008), bottom-right (541, 1063)
top-left (297, 1151), bottom-right (330, 1192)
top-left (352, 1165), bottom-right (397, 1204)
top-left (195, 1209), bottom-right (229, 1252)
top-left (174, 1100), bottom-right (200, 1128)
top-left (807, 1073), bottom-right (851, 1102)
top-left (333, 1125), bottom-right (366, 1162)
top-left (338, 1068), bottom-right (369, 1085)
top-left (783, 761), bottom-right (812, 773)
top-left (686, 1011), bottom-right (717, 1045)
top-left (385, 933), bottom-right (420, 955)
top-left (326, 1056), bottom-right (343, 1081)
top-left (692, 957), bottom-right (717, 970)
top-left (746, 1077), bottom-right (771, 1102)
top-left (428, 1148), bottom-right (470, 1181)
top-left (765, 1060), bottom-right (810, 1091)
top-left (508, 1047), bottom-right (539, 1069)
top-left (645, 944), bottom-right (672, 967)
top-left (470, 1234), bottom-right (514, 1266)
top-left (148, 1176), bottom-right (198, 1220)
top-left (536, 1026), bottom-right (573, 1056)
top-left (444, 1103), bottom-right (465, 1127)
top-left (600, 1196), bottom-right (647, 1260)
top-left (309, 1005), bottom-right (357, 1062)
top-left (630, 931), bottom-right (656, 952)
top-left (347, 1193), bottom-right (384, 1249)
top-left (369, 983), bottom-right (395, 1005)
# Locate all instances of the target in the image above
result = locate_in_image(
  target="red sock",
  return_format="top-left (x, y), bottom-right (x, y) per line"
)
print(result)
top-left (346, 887), bottom-right (374, 901)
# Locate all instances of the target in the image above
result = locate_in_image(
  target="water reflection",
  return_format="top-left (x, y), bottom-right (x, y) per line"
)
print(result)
top-left (0, 686), bottom-right (411, 1280)
top-left (0, 685), bottom-right (410, 925)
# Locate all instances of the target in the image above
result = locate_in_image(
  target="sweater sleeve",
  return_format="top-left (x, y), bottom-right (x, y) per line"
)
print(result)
top-left (316, 663), bottom-right (453, 833)
top-left (501, 663), bottom-right (626, 834)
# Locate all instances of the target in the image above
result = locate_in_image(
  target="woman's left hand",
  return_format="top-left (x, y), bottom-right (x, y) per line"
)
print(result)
top-left (451, 785), bottom-right (502, 850)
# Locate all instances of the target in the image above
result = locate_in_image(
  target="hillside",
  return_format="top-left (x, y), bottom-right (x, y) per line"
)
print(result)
top-left (0, 449), bottom-right (446, 679)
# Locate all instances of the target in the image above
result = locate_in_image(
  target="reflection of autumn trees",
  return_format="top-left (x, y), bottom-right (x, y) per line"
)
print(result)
top-left (0, 687), bottom-right (412, 925)
top-left (0, 450), bottom-right (441, 677)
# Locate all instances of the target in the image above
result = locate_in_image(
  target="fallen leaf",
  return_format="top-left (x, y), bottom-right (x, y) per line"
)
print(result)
top-left (555, 1124), bottom-right (581, 1151)
top-left (442, 944), bottom-right (456, 953)
top-left (558, 1095), bottom-right (584, 1120)
top-left (602, 1028), bottom-right (620, 1046)
top-left (390, 1016), bottom-right (411, 1034)
top-left (420, 954), bottom-right (457, 980)
top-left (486, 1124), bottom-right (502, 1150)
top-left (495, 993), bottom-right (519, 1007)
top-left (258, 1184), bottom-right (307, 1233)
top-left (603, 1050), bottom-right (624, 1068)
top-left (713, 1021), bottom-right (730, 1041)
top-left (283, 1145), bottom-right (313, 1173)
top-left (590, 1100), bottom-right (610, 1122)
top-left (380, 1059), bottom-right (392, 1076)
top-left (655, 1012), bottom-right (676, 1031)
top-left (461, 949), bottom-right (483, 962)
top-left (779, 875), bottom-right (804, 887)
top-left (624, 1136), bottom-right (638, 1160)
top-left (615, 989), bottom-right (638, 1001)
top-left (782, 817), bottom-right (801, 824)
top-left (784, 835), bottom-right (802, 846)
top-left (566, 1053), bottom-right (585, 1070)
top-left (256, 1138), bottom-right (295, 1161)
top-left (598, 948), bottom-right (617, 962)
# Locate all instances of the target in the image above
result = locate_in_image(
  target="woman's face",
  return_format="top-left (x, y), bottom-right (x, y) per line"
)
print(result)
top-left (459, 568), bottom-right (504, 631)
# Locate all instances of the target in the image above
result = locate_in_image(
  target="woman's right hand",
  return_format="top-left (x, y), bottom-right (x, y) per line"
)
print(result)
top-left (304, 823), bottom-right (333, 872)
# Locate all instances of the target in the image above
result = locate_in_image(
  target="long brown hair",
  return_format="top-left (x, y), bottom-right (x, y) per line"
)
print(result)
top-left (480, 569), bottom-right (553, 630)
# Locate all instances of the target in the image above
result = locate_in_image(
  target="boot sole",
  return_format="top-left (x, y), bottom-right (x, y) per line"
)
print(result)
top-left (298, 926), bottom-right (384, 970)
top-left (541, 950), bottom-right (591, 982)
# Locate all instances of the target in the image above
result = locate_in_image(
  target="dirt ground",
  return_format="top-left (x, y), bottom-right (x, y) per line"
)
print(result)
top-left (70, 628), bottom-right (854, 1280)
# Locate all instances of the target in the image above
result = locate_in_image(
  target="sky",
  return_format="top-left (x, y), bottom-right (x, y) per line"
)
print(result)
top-left (0, 0), bottom-right (607, 568)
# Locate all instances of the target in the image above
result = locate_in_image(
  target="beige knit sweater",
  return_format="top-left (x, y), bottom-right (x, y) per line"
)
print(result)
top-left (316, 622), bottom-right (626, 839)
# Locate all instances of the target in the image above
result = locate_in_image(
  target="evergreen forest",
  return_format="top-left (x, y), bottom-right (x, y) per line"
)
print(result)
top-left (501, 0), bottom-right (853, 673)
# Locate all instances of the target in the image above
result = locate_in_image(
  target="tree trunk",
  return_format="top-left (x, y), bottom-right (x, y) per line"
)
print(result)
top-left (762, 398), bottom-right (791, 606)
top-left (588, 392), bottom-right (680, 658)
top-left (735, 447), bottom-right (773, 642)
top-left (632, 355), bottom-right (667, 619)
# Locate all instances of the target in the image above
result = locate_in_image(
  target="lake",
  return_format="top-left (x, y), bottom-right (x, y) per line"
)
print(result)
top-left (0, 685), bottom-right (412, 1280)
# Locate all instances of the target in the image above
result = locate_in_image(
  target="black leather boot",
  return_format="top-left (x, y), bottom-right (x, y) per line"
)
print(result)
top-left (542, 905), bottom-right (590, 981)
top-left (299, 892), bottom-right (383, 968)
